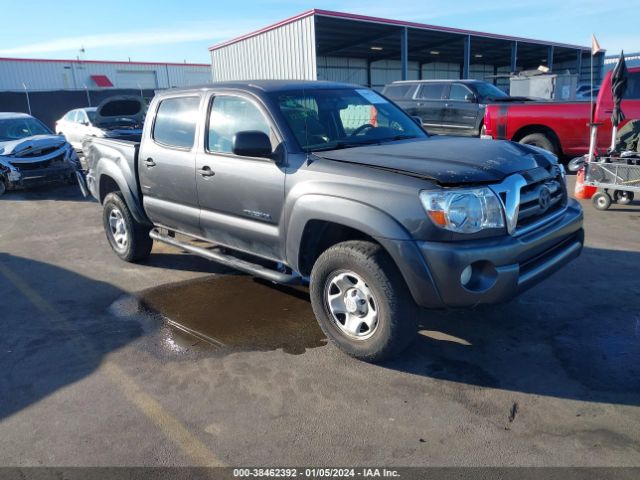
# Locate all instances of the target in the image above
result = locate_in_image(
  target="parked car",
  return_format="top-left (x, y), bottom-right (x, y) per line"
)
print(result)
top-left (0, 112), bottom-right (80, 196)
top-left (81, 80), bottom-right (583, 362)
top-left (55, 96), bottom-right (145, 151)
top-left (482, 67), bottom-right (640, 157)
top-left (382, 80), bottom-right (530, 137)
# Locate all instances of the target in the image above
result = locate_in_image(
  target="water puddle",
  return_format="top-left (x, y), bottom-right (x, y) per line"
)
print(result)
top-left (112, 275), bottom-right (326, 357)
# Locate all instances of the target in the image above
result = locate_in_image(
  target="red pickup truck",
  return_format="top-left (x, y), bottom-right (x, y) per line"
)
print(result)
top-left (482, 67), bottom-right (640, 158)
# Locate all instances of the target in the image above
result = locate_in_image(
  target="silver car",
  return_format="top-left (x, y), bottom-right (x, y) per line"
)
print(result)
top-left (55, 96), bottom-right (145, 151)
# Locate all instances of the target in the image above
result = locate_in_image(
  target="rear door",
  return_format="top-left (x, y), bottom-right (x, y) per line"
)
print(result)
top-left (195, 92), bottom-right (286, 261)
top-left (442, 83), bottom-right (481, 136)
top-left (412, 83), bottom-right (447, 134)
top-left (138, 94), bottom-right (202, 235)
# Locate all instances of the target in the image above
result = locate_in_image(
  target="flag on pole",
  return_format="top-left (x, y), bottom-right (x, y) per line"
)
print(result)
top-left (591, 34), bottom-right (604, 55)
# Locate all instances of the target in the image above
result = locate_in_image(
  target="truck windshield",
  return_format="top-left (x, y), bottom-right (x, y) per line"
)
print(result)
top-left (474, 83), bottom-right (510, 102)
top-left (0, 117), bottom-right (52, 142)
top-left (273, 88), bottom-right (427, 152)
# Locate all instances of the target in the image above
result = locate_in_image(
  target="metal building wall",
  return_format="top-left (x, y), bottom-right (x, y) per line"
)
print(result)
top-left (0, 59), bottom-right (211, 92)
top-left (210, 15), bottom-right (316, 81)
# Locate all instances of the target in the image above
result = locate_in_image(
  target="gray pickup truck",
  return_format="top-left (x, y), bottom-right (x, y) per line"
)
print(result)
top-left (82, 80), bottom-right (584, 362)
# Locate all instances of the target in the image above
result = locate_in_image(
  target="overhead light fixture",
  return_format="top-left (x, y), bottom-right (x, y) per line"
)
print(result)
top-left (474, 54), bottom-right (483, 58)
top-left (370, 46), bottom-right (383, 51)
top-left (430, 50), bottom-right (440, 55)
top-left (541, 59), bottom-right (547, 62)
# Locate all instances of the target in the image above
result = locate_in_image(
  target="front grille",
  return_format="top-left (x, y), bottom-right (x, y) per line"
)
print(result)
top-left (515, 165), bottom-right (567, 234)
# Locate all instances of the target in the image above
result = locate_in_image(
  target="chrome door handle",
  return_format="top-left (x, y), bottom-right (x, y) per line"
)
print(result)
top-left (144, 158), bottom-right (156, 167)
top-left (197, 166), bottom-right (215, 177)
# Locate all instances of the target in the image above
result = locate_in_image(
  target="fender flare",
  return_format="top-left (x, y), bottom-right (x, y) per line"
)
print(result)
top-left (285, 194), bottom-right (411, 271)
top-left (95, 159), bottom-right (151, 226)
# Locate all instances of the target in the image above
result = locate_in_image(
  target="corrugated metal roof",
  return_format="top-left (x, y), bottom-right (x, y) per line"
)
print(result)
top-left (209, 9), bottom-right (591, 52)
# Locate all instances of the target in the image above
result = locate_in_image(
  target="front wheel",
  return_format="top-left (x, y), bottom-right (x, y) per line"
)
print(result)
top-left (592, 191), bottom-right (612, 211)
top-left (102, 192), bottom-right (153, 262)
top-left (309, 240), bottom-right (417, 362)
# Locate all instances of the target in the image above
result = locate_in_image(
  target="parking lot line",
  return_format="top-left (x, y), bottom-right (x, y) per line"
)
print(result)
top-left (0, 260), bottom-right (225, 467)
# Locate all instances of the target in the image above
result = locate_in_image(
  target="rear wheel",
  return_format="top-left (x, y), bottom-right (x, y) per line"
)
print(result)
top-left (613, 190), bottom-right (634, 205)
top-left (592, 191), bottom-right (612, 211)
top-left (102, 192), bottom-right (152, 262)
top-left (309, 240), bottom-right (417, 362)
top-left (519, 132), bottom-right (557, 156)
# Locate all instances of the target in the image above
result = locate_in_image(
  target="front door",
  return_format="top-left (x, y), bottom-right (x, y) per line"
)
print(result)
top-left (138, 94), bottom-right (201, 235)
top-left (195, 93), bottom-right (286, 261)
top-left (442, 83), bottom-right (480, 136)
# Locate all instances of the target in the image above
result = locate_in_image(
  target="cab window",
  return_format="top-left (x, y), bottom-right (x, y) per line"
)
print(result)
top-left (152, 96), bottom-right (200, 149)
top-left (448, 84), bottom-right (473, 101)
top-left (207, 95), bottom-right (274, 154)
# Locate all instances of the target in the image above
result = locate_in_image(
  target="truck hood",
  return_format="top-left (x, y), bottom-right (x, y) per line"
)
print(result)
top-left (93, 95), bottom-right (146, 128)
top-left (313, 136), bottom-right (555, 185)
top-left (0, 134), bottom-right (67, 157)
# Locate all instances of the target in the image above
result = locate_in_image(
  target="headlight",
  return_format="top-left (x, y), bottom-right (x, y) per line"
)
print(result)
top-left (420, 187), bottom-right (504, 234)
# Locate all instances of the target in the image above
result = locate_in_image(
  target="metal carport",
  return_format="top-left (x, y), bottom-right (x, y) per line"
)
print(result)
top-left (210, 9), bottom-right (601, 91)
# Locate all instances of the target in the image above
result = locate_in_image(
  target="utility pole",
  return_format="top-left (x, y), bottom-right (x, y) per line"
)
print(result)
top-left (22, 82), bottom-right (31, 115)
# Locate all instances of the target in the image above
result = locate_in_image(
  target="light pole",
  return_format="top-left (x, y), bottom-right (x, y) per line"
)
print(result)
top-left (22, 82), bottom-right (31, 115)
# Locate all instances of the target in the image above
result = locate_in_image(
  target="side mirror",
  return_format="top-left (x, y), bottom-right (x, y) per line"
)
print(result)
top-left (233, 131), bottom-right (272, 158)
top-left (464, 93), bottom-right (476, 103)
top-left (412, 116), bottom-right (423, 126)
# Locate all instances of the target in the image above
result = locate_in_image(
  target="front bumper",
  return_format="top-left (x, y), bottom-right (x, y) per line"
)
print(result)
top-left (3, 164), bottom-right (77, 188)
top-left (387, 199), bottom-right (584, 308)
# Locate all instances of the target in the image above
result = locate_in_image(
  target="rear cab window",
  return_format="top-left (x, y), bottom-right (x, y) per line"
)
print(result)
top-left (152, 96), bottom-right (200, 149)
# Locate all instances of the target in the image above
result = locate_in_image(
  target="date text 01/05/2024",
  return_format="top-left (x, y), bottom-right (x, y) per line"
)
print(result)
top-left (232, 468), bottom-right (400, 478)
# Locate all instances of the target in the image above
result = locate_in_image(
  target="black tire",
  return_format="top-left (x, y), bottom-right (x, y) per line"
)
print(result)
top-left (309, 240), bottom-right (417, 363)
top-left (102, 192), bottom-right (152, 262)
top-left (519, 133), bottom-right (558, 156)
top-left (0, 177), bottom-right (6, 197)
top-left (613, 190), bottom-right (634, 205)
top-left (592, 191), bottom-right (612, 211)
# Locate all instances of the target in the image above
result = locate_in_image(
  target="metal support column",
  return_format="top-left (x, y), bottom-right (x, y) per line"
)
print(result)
top-left (510, 41), bottom-right (518, 73)
top-left (547, 45), bottom-right (554, 72)
top-left (576, 50), bottom-right (583, 79)
top-left (400, 27), bottom-right (408, 81)
top-left (366, 59), bottom-right (372, 87)
top-left (462, 35), bottom-right (471, 79)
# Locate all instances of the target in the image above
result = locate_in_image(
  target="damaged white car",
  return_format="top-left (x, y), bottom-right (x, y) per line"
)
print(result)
top-left (0, 112), bottom-right (80, 196)
top-left (55, 95), bottom-right (145, 151)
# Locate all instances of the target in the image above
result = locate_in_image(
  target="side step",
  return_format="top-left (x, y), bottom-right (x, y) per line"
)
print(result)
top-left (149, 228), bottom-right (304, 285)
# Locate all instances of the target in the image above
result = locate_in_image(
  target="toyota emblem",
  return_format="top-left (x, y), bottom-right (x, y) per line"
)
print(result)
top-left (538, 187), bottom-right (551, 212)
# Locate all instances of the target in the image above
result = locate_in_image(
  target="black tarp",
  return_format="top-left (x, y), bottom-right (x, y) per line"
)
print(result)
top-left (611, 51), bottom-right (629, 128)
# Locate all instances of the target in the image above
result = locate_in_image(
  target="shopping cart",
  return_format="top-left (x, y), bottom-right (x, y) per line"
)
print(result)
top-left (583, 155), bottom-right (640, 210)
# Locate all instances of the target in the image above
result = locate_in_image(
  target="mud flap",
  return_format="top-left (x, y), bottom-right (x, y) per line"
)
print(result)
top-left (76, 170), bottom-right (89, 197)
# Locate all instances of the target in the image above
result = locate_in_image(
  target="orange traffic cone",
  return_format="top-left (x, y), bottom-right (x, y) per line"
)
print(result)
top-left (574, 167), bottom-right (596, 200)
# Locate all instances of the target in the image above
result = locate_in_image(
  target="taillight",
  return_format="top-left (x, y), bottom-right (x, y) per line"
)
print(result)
top-left (483, 108), bottom-right (492, 133)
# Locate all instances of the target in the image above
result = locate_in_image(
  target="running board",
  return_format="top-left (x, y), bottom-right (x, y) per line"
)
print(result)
top-left (149, 229), bottom-right (303, 285)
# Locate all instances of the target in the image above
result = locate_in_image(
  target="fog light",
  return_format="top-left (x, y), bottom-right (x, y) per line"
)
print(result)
top-left (460, 265), bottom-right (472, 286)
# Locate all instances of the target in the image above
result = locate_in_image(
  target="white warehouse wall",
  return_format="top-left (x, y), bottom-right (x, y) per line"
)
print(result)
top-left (0, 58), bottom-right (211, 92)
top-left (210, 15), bottom-right (316, 81)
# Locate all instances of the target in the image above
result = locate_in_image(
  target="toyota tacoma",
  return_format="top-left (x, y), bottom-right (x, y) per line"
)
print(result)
top-left (81, 80), bottom-right (584, 362)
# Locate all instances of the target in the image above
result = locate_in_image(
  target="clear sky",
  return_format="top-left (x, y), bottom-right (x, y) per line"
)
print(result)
top-left (1, 0), bottom-right (638, 63)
